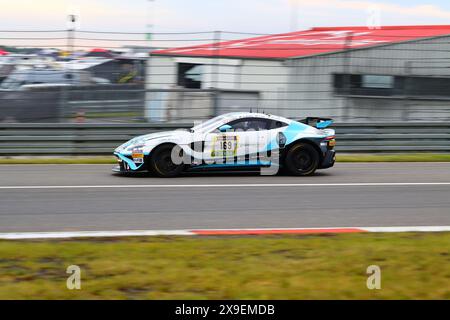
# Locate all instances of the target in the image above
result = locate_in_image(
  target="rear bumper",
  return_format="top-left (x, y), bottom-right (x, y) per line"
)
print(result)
top-left (319, 150), bottom-right (336, 169)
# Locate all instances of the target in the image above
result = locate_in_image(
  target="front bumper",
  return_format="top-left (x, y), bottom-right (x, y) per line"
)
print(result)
top-left (113, 152), bottom-right (148, 173)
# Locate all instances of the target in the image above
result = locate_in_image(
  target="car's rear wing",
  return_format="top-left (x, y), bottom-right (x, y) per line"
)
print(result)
top-left (298, 117), bottom-right (334, 129)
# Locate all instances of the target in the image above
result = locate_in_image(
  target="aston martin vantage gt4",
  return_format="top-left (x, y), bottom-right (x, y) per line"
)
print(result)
top-left (113, 112), bottom-right (336, 177)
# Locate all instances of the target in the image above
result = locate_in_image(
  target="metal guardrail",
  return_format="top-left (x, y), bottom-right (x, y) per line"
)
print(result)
top-left (0, 122), bottom-right (449, 155)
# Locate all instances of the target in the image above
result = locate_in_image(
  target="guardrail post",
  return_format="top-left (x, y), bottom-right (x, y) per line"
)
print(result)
top-left (403, 61), bottom-right (413, 122)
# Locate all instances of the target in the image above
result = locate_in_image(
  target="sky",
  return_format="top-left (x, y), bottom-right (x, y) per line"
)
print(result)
top-left (2, 0), bottom-right (450, 34)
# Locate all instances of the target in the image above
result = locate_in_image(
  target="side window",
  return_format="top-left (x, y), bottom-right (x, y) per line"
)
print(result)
top-left (268, 120), bottom-right (288, 129)
top-left (247, 119), bottom-right (269, 131)
top-left (226, 119), bottom-right (248, 131)
top-left (224, 118), bottom-right (270, 132)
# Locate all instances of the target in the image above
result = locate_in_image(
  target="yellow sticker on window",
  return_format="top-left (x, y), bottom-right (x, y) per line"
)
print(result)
top-left (211, 135), bottom-right (238, 157)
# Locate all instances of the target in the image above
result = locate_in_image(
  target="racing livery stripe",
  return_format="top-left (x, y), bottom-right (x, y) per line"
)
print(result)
top-left (115, 152), bottom-right (144, 171)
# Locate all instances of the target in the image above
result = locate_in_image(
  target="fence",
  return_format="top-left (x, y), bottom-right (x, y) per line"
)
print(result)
top-left (0, 122), bottom-right (449, 155)
top-left (2, 28), bottom-right (450, 123)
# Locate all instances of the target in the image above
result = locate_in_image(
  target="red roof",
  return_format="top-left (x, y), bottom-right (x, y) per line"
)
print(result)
top-left (90, 48), bottom-right (109, 53)
top-left (153, 25), bottom-right (450, 59)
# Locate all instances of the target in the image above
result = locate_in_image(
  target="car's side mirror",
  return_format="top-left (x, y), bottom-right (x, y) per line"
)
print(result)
top-left (218, 124), bottom-right (232, 132)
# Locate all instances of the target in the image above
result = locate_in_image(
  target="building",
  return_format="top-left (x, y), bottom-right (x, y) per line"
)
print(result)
top-left (147, 25), bottom-right (450, 122)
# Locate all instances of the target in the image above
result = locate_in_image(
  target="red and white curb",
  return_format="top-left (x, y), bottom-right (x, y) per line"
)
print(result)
top-left (0, 226), bottom-right (450, 240)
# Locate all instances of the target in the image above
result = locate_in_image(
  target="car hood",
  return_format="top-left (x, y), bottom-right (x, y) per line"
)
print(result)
top-left (139, 131), bottom-right (177, 141)
top-left (115, 130), bottom-right (189, 153)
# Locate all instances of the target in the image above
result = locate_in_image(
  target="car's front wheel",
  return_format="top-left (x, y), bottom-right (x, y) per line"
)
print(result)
top-left (284, 143), bottom-right (319, 176)
top-left (149, 144), bottom-right (185, 177)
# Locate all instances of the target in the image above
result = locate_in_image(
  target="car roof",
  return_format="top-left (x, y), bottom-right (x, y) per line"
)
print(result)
top-left (191, 112), bottom-right (296, 133)
top-left (220, 112), bottom-right (292, 123)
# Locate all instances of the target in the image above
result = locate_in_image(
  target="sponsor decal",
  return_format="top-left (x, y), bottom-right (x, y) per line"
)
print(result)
top-left (211, 135), bottom-right (238, 157)
top-left (132, 147), bottom-right (144, 164)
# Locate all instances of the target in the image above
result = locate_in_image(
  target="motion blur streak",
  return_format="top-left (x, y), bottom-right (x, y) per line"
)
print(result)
top-left (1, 182), bottom-right (450, 189)
top-left (2, 226), bottom-right (450, 240)
top-left (0, 163), bottom-right (449, 233)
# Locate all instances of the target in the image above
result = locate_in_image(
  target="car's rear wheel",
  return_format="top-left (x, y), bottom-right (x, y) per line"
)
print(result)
top-left (284, 143), bottom-right (319, 176)
top-left (149, 144), bottom-right (185, 177)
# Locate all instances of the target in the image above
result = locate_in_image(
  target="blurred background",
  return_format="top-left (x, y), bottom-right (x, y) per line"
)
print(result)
top-left (3, 27), bottom-right (450, 124)
top-left (1, 0), bottom-right (450, 154)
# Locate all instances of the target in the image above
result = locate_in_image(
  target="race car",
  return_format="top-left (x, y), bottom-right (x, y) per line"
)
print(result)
top-left (113, 112), bottom-right (336, 177)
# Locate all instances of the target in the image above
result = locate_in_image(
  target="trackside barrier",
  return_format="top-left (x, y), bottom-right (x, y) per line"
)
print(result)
top-left (0, 123), bottom-right (449, 155)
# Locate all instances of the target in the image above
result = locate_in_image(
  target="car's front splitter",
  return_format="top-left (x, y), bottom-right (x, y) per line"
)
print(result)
top-left (113, 152), bottom-right (148, 173)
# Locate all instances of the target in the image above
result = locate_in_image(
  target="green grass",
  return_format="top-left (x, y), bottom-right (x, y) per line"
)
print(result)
top-left (0, 153), bottom-right (449, 165)
top-left (0, 233), bottom-right (449, 299)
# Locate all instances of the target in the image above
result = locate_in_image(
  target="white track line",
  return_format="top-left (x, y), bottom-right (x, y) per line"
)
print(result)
top-left (1, 182), bottom-right (450, 190)
top-left (1, 226), bottom-right (449, 240)
top-left (0, 230), bottom-right (194, 240)
top-left (362, 226), bottom-right (450, 232)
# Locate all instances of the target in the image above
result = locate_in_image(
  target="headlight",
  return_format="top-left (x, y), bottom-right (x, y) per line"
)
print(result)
top-left (126, 144), bottom-right (145, 152)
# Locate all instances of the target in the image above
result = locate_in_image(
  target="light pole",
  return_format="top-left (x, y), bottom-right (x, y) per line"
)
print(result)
top-left (145, 0), bottom-right (156, 122)
top-left (62, 13), bottom-right (77, 122)
top-left (146, 0), bottom-right (155, 48)
top-left (67, 14), bottom-right (77, 57)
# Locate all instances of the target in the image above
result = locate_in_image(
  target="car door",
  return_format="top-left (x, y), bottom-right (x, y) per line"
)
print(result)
top-left (202, 117), bottom-right (269, 164)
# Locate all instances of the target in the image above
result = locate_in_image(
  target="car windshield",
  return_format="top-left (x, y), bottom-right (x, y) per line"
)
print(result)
top-left (190, 115), bottom-right (228, 133)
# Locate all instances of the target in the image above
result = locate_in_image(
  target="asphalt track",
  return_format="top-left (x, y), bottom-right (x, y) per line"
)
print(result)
top-left (0, 163), bottom-right (449, 232)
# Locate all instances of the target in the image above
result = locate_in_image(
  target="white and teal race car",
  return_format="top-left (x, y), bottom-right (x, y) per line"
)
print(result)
top-left (113, 112), bottom-right (336, 177)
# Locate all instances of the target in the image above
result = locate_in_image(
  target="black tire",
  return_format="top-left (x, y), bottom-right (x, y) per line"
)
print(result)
top-left (149, 144), bottom-right (185, 177)
top-left (284, 143), bottom-right (319, 176)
